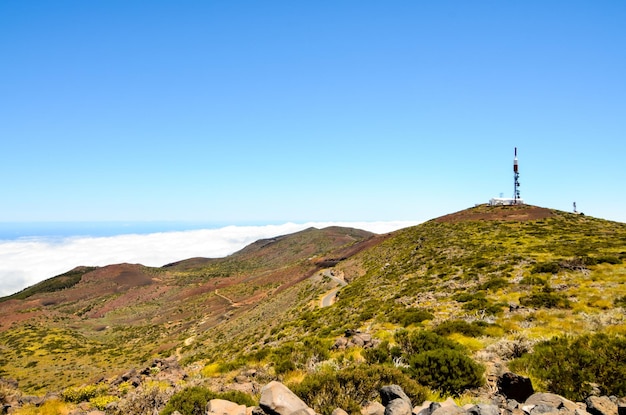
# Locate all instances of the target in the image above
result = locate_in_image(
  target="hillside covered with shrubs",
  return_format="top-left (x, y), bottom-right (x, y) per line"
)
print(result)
top-left (1, 204), bottom-right (626, 414)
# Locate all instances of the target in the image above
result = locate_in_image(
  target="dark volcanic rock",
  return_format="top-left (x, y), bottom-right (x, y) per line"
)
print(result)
top-left (381, 385), bottom-right (412, 407)
top-left (498, 372), bottom-right (534, 403)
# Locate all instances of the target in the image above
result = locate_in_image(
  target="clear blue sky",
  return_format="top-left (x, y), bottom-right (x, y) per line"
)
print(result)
top-left (2, 1), bottom-right (625, 224)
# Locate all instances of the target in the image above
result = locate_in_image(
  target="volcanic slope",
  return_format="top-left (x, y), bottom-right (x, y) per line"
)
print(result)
top-left (179, 204), bottom-right (626, 375)
top-left (0, 226), bottom-right (377, 393)
top-left (2, 204), bottom-right (626, 398)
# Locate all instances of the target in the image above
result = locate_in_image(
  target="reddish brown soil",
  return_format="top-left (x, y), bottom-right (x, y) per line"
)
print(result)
top-left (434, 204), bottom-right (556, 223)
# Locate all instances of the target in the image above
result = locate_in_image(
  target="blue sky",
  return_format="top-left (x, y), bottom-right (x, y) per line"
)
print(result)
top-left (2, 1), bottom-right (625, 224)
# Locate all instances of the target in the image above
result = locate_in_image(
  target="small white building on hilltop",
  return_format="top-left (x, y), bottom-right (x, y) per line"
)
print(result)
top-left (489, 197), bottom-right (525, 206)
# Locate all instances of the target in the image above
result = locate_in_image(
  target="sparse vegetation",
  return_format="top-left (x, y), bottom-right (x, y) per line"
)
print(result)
top-left (510, 333), bottom-right (626, 401)
top-left (408, 348), bottom-right (485, 396)
top-left (290, 365), bottom-right (427, 415)
top-left (2, 205), bottom-right (626, 407)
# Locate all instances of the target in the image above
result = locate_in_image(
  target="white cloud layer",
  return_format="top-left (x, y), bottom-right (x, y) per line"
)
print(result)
top-left (0, 221), bottom-right (418, 297)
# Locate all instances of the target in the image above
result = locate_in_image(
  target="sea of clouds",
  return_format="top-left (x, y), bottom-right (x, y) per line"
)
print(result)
top-left (0, 221), bottom-right (419, 297)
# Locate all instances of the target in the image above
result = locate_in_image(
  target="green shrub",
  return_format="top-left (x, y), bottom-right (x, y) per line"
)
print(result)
top-left (160, 386), bottom-right (214, 415)
top-left (531, 262), bottom-right (560, 274)
top-left (510, 333), bottom-right (626, 401)
top-left (217, 391), bottom-right (256, 407)
top-left (90, 395), bottom-right (118, 410)
top-left (290, 365), bottom-right (427, 415)
top-left (479, 277), bottom-right (509, 291)
top-left (274, 358), bottom-right (296, 375)
top-left (519, 276), bottom-right (547, 286)
top-left (267, 337), bottom-right (331, 375)
top-left (160, 386), bottom-right (256, 415)
top-left (614, 296), bottom-right (626, 308)
top-left (394, 330), bottom-right (463, 356)
top-left (452, 292), bottom-right (483, 303)
top-left (408, 349), bottom-right (485, 396)
top-left (389, 308), bottom-right (434, 327)
top-left (61, 384), bottom-right (107, 403)
top-left (433, 320), bottom-right (484, 337)
top-left (596, 255), bottom-right (621, 264)
top-left (519, 286), bottom-right (571, 309)
top-left (363, 340), bottom-right (392, 364)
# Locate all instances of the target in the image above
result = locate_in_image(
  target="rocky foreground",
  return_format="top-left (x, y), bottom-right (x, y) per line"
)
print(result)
top-left (1, 357), bottom-right (625, 415)
top-left (167, 381), bottom-right (624, 415)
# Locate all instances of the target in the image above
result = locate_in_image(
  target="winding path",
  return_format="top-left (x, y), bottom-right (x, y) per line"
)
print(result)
top-left (320, 270), bottom-right (347, 307)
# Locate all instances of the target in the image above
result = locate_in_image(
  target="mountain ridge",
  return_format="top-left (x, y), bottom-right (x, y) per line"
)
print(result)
top-left (1, 204), bottom-right (625, 408)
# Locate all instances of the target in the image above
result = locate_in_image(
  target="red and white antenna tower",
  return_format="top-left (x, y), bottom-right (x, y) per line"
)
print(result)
top-left (513, 147), bottom-right (521, 203)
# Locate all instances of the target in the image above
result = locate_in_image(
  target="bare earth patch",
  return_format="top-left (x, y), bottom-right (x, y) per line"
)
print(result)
top-left (435, 204), bottom-right (555, 223)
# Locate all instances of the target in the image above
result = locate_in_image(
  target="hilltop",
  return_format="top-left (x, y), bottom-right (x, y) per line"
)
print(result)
top-left (1, 204), bottom-right (626, 414)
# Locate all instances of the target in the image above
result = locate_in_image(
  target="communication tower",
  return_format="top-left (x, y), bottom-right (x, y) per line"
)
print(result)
top-left (488, 147), bottom-right (524, 206)
top-left (513, 147), bottom-right (521, 203)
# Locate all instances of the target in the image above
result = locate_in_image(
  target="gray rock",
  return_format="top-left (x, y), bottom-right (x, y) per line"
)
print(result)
top-left (290, 409), bottom-right (316, 415)
top-left (333, 337), bottom-right (348, 350)
top-left (506, 400), bottom-right (521, 411)
top-left (381, 385), bottom-right (412, 407)
top-left (333, 409), bottom-right (349, 415)
top-left (207, 399), bottom-right (247, 415)
top-left (386, 398), bottom-right (413, 415)
top-left (467, 404), bottom-right (500, 415)
top-left (586, 397), bottom-right (618, 415)
top-left (430, 406), bottom-right (466, 415)
top-left (526, 393), bottom-right (578, 412)
top-left (365, 401), bottom-right (386, 415)
top-left (351, 336), bottom-right (366, 347)
top-left (414, 401), bottom-right (441, 415)
top-left (260, 381), bottom-right (311, 415)
top-left (530, 404), bottom-right (560, 415)
top-left (498, 372), bottom-right (535, 403)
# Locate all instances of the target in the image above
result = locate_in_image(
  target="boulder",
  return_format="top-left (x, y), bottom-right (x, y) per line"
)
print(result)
top-left (586, 397), bottom-right (618, 415)
top-left (431, 400), bottom-right (465, 415)
top-left (260, 381), bottom-right (312, 415)
top-left (416, 402), bottom-right (442, 415)
top-left (498, 372), bottom-right (535, 403)
top-left (526, 393), bottom-right (578, 412)
top-left (333, 409), bottom-right (349, 415)
top-left (333, 337), bottom-right (349, 350)
top-left (363, 401), bottom-right (386, 415)
top-left (381, 385), bottom-right (412, 407)
top-left (430, 406), bottom-right (466, 415)
top-left (351, 336), bottom-right (366, 347)
top-left (385, 399), bottom-right (413, 415)
top-left (207, 399), bottom-right (247, 415)
top-left (290, 409), bottom-right (316, 415)
top-left (529, 404), bottom-right (560, 415)
top-left (467, 404), bottom-right (500, 415)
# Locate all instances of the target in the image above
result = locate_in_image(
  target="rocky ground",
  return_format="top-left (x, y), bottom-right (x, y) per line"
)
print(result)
top-left (2, 358), bottom-right (625, 415)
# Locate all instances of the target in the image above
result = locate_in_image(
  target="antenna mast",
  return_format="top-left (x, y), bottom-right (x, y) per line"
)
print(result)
top-left (513, 147), bottom-right (521, 203)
